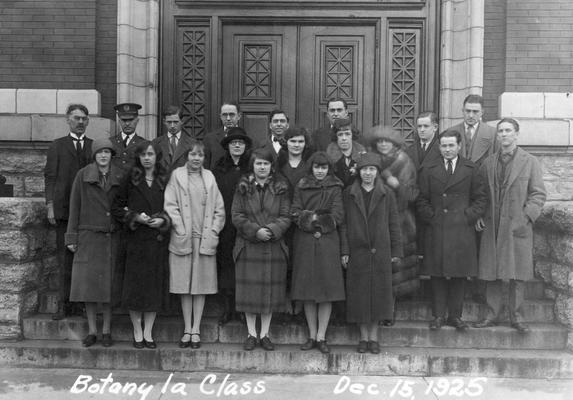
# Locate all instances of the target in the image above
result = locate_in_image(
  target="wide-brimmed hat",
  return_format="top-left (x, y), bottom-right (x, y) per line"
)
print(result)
top-left (366, 125), bottom-right (405, 148)
top-left (356, 152), bottom-right (382, 170)
top-left (221, 127), bottom-right (253, 148)
top-left (91, 137), bottom-right (116, 159)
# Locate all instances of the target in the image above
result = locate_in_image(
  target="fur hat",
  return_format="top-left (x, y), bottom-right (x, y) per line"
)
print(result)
top-left (356, 152), bottom-right (382, 171)
top-left (366, 125), bottom-right (405, 148)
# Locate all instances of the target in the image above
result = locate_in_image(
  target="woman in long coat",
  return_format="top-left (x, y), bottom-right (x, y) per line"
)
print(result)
top-left (232, 148), bottom-right (291, 351)
top-left (112, 140), bottom-right (171, 349)
top-left (326, 117), bottom-right (366, 188)
top-left (164, 139), bottom-right (225, 349)
top-left (341, 152), bottom-right (402, 354)
top-left (212, 127), bottom-right (252, 324)
top-left (66, 137), bottom-right (123, 348)
top-left (291, 151), bottom-right (345, 354)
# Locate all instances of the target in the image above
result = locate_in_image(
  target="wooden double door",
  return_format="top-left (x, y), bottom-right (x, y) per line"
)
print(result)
top-left (221, 24), bottom-right (375, 143)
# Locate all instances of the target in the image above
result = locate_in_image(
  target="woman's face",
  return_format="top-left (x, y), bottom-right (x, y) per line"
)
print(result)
top-left (312, 164), bottom-right (329, 181)
top-left (228, 139), bottom-right (246, 157)
top-left (336, 129), bottom-right (352, 151)
top-left (187, 146), bottom-right (205, 171)
top-left (253, 158), bottom-right (272, 180)
top-left (376, 139), bottom-right (394, 155)
top-left (359, 165), bottom-right (378, 185)
top-left (95, 148), bottom-right (112, 168)
top-left (139, 145), bottom-right (156, 170)
top-left (287, 135), bottom-right (306, 156)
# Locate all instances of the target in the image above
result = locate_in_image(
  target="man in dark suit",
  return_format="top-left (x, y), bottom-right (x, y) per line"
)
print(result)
top-left (312, 98), bottom-right (349, 151)
top-left (111, 102), bottom-right (147, 174)
top-left (203, 101), bottom-right (242, 169)
top-left (152, 105), bottom-right (195, 177)
top-left (257, 109), bottom-right (290, 161)
top-left (447, 94), bottom-right (498, 167)
top-left (44, 103), bottom-right (93, 320)
top-left (416, 129), bottom-right (486, 331)
top-left (406, 111), bottom-right (442, 173)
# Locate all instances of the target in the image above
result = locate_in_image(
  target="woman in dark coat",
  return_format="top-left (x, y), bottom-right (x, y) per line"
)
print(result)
top-left (232, 148), bottom-right (291, 351)
top-left (277, 126), bottom-right (314, 192)
top-left (112, 140), bottom-right (171, 349)
top-left (66, 137), bottom-right (123, 348)
top-left (341, 152), bottom-right (403, 354)
top-left (212, 127), bottom-right (252, 324)
top-left (326, 117), bottom-right (366, 188)
top-left (291, 151), bottom-right (345, 354)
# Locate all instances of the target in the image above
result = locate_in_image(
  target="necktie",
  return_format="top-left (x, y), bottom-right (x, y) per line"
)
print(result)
top-left (123, 135), bottom-right (130, 148)
top-left (72, 137), bottom-right (84, 164)
top-left (421, 141), bottom-right (427, 152)
top-left (465, 126), bottom-right (473, 154)
top-left (447, 159), bottom-right (453, 175)
top-left (169, 134), bottom-right (177, 157)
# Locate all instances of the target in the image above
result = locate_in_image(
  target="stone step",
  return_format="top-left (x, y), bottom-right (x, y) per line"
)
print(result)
top-left (414, 278), bottom-right (548, 300)
top-left (0, 339), bottom-right (572, 378)
top-left (23, 315), bottom-right (567, 350)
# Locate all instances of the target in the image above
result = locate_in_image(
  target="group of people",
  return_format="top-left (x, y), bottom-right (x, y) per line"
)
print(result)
top-left (44, 93), bottom-right (546, 355)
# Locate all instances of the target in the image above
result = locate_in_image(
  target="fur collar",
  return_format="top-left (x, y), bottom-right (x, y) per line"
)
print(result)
top-left (297, 174), bottom-right (343, 190)
top-left (236, 173), bottom-right (289, 196)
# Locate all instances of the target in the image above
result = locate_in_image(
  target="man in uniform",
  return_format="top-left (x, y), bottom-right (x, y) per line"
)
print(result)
top-left (203, 101), bottom-right (243, 169)
top-left (44, 103), bottom-right (93, 320)
top-left (111, 102), bottom-right (146, 173)
top-left (312, 98), bottom-right (350, 152)
top-left (152, 105), bottom-right (195, 177)
top-left (257, 109), bottom-right (290, 161)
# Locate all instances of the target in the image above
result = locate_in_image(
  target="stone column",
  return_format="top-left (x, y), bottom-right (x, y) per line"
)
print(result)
top-left (440, 0), bottom-right (485, 130)
top-left (117, 0), bottom-right (160, 140)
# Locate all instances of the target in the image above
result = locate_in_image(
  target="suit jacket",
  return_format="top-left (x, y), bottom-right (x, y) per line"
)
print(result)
top-left (257, 136), bottom-right (283, 162)
top-left (152, 131), bottom-right (195, 176)
top-left (44, 134), bottom-right (93, 220)
top-left (405, 134), bottom-right (442, 173)
top-left (203, 127), bottom-right (227, 170)
top-left (111, 133), bottom-right (147, 174)
top-left (312, 126), bottom-right (335, 152)
top-left (416, 156), bottom-right (486, 278)
top-left (448, 122), bottom-right (498, 166)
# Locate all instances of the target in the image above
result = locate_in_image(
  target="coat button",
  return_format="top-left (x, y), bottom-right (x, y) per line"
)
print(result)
top-left (443, 193), bottom-right (447, 197)
top-left (371, 248), bottom-right (376, 254)
top-left (313, 232), bottom-right (322, 239)
top-left (443, 209), bottom-right (448, 213)
top-left (106, 212), bottom-right (110, 216)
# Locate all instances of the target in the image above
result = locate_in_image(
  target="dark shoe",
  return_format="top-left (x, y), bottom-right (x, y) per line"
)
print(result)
top-left (260, 336), bottom-right (275, 351)
top-left (357, 340), bottom-right (368, 353)
top-left (101, 333), bottom-right (113, 347)
top-left (511, 322), bottom-right (530, 334)
top-left (300, 338), bottom-right (316, 351)
top-left (133, 339), bottom-right (144, 349)
top-left (144, 339), bottom-right (156, 349)
top-left (429, 317), bottom-right (444, 330)
top-left (317, 340), bottom-right (330, 354)
top-left (368, 340), bottom-right (380, 354)
top-left (243, 335), bottom-right (257, 351)
top-left (190, 333), bottom-right (201, 349)
top-left (82, 334), bottom-right (97, 347)
top-left (179, 332), bottom-right (191, 348)
top-left (473, 319), bottom-right (496, 328)
top-left (381, 319), bottom-right (395, 327)
top-left (447, 317), bottom-right (469, 331)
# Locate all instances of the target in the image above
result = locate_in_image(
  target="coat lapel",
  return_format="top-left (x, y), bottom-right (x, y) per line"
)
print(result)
top-left (64, 135), bottom-right (78, 158)
top-left (504, 148), bottom-right (527, 189)
top-left (445, 157), bottom-right (467, 190)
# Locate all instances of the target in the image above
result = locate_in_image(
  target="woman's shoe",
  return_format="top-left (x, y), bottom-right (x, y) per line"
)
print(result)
top-left (260, 336), bottom-right (275, 351)
top-left (317, 340), bottom-right (330, 354)
top-left (190, 333), bottom-right (201, 349)
top-left (368, 340), bottom-right (380, 354)
top-left (144, 339), bottom-right (157, 349)
top-left (357, 340), bottom-right (368, 353)
top-left (243, 335), bottom-right (257, 351)
top-left (82, 334), bottom-right (97, 347)
top-left (179, 332), bottom-right (191, 348)
top-left (133, 339), bottom-right (144, 349)
top-left (300, 338), bottom-right (316, 351)
top-left (101, 333), bottom-right (113, 347)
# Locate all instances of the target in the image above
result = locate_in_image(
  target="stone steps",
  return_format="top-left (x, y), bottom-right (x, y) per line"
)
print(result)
top-left (1, 339), bottom-right (572, 378)
top-left (23, 314), bottom-right (566, 350)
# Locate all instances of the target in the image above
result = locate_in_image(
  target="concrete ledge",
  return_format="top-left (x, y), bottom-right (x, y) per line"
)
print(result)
top-left (499, 92), bottom-right (573, 119)
top-left (487, 119), bottom-right (571, 146)
top-left (0, 89), bottom-right (101, 116)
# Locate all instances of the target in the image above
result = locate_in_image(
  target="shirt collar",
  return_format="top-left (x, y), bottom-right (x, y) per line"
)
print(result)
top-left (444, 156), bottom-right (459, 168)
top-left (69, 132), bottom-right (84, 140)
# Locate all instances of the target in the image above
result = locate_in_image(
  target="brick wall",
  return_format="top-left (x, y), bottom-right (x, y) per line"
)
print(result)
top-left (96, 0), bottom-right (118, 119)
top-left (483, 0), bottom-right (507, 121)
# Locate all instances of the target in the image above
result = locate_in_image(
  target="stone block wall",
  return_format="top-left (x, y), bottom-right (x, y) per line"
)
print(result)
top-left (0, 199), bottom-right (56, 339)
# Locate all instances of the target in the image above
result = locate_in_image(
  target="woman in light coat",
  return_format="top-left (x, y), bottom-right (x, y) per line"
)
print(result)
top-left (164, 139), bottom-right (225, 349)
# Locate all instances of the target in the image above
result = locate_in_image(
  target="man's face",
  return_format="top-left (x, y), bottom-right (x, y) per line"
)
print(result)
top-left (462, 102), bottom-right (483, 127)
top-left (220, 105), bottom-right (241, 129)
top-left (327, 101), bottom-right (348, 125)
top-left (67, 109), bottom-right (89, 136)
top-left (118, 116), bottom-right (139, 135)
top-left (416, 116), bottom-right (437, 143)
top-left (163, 114), bottom-right (182, 135)
top-left (269, 113), bottom-right (289, 138)
top-left (439, 136), bottom-right (461, 160)
top-left (497, 122), bottom-right (519, 148)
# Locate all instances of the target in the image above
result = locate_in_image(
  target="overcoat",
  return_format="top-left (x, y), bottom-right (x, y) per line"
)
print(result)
top-left (448, 122), bottom-right (499, 166)
top-left (112, 175), bottom-right (171, 311)
top-left (232, 174), bottom-right (291, 314)
top-left (65, 163), bottom-right (123, 303)
top-left (340, 179), bottom-right (403, 323)
top-left (405, 134), bottom-right (442, 174)
top-left (477, 148), bottom-right (546, 281)
top-left (326, 141), bottom-right (366, 188)
top-left (212, 153), bottom-right (250, 290)
top-left (164, 165), bottom-right (225, 293)
top-left (290, 174), bottom-right (345, 302)
top-left (416, 157), bottom-right (486, 277)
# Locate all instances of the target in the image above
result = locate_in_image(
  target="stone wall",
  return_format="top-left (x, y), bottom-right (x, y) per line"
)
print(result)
top-left (0, 199), bottom-right (56, 339)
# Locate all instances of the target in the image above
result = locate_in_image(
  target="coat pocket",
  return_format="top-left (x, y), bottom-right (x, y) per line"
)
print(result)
top-left (168, 231), bottom-right (192, 255)
top-left (200, 230), bottom-right (219, 255)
